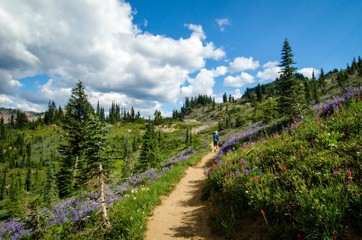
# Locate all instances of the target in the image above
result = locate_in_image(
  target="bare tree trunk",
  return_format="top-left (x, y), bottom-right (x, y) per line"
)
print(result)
top-left (72, 155), bottom-right (78, 187)
top-left (99, 163), bottom-right (111, 230)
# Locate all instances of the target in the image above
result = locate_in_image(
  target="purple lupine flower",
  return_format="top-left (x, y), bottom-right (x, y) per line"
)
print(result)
top-left (0, 219), bottom-right (32, 240)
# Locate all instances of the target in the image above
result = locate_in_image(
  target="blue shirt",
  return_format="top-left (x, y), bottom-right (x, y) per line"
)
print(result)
top-left (213, 133), bottom-right (219, 142)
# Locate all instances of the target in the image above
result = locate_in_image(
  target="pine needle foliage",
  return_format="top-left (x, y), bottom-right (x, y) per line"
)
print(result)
top-left (57, 80), bottom-right (93, 198)
top-left (277, 39), bottom-right (304, 122)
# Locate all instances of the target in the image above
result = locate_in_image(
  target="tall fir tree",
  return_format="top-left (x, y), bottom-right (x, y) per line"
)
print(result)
top-left (303, 78), bottom-right (311, 105)
top-left (336, 70), bottom-right (348, 93)
top-left (0, 167), bottom-right (6, 200)
top-left (223, 92), bottom-right (228, 103)
top-left (318, 68), bottom-right (326, 94)
top-left (57, 80), bottom-right (93, 198)
top-left (81, 114), bottom-right (112, 183)
top-left (256, 84), bottom-right (263, 102)
top-left (43, 164), bottom-right (58, 207)
top-left (311, 71), bottom-right (320, 104)
top-left (138, 120), bottom-right (159, 171)
top-left (277, 39), bottom-right (303, 121)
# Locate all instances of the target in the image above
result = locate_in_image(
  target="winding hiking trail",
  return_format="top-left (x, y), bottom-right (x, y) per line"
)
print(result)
top-left (145, 148), bottom-right (223, 240)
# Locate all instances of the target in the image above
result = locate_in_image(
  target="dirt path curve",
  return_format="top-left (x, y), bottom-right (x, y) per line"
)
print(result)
top-left (145, 149), bottom-right (223, 240)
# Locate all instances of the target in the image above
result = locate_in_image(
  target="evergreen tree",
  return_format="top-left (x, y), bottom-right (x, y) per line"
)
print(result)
top-left (43, 164), bottom-right (58, 207)
top-left (57, 80), bottom-right (93, 198)
top-left (81, 114), bottom-right (111, 180)
top-left (0, 117), bottom-right (5, 139)
top-left (303, 78), bottom-right (311, 105)
top-left (311, 71), bottom-right (320, 104)
top-left (358, 56), bottom-right (362, 75)
top-left (351, 57), bottom-right (358, 73)
top-left (154, 110), bottom-right (162, 125)
top-left (25, 165), bottom-right (31, 192)
top-left (0, 167), bottom-right (6, 200)
top-left (336, 70), bottom-right (348, 93)
top-left (131, 107), bottom-right (135, 121)
top-left (96, 100), bottom-right (100, 116)
top-left (189, 131), bottom-right (192, 146)
top-left (15, 110), bottom-right (29, 129)
top-left (256, 84), bottom-right (263, 102)
top-left (7, 173), bottom-right (21, 217)
top-left (277, 39), bottom-right (303, 121)
top-left (9, 114), bottom-right (15, 128)
top-left (318, 68), bottom-right (326, 94)
top-left (25, 197), bottom-right (45, 239)
top-left (223, 92), bottom-right (228, 103)
top-left (185, 129), bottom-right (189, 145)
top-left (138, 120), bottom-right (159, 171)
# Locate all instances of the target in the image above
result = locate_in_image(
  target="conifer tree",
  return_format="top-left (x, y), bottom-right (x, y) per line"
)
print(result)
top-left (277, 39), bottom-right (303, 121)
top-left (138, 120), bottom-right (159, 171)
top-left (311, 71), bottom-right (320, 104)
top-left (336, 70), bottom-right (348, 93)
top-left (15, 110), bottom-right (29, 129)
top-left (9, 114), bottom-right (15, 128)
top-left (358, 56), bottom-right (362, 76)
top-left (80, 114), bottom-right (112, 229)
top-left (154, 110), bottom-right (162, 125)
top-left (303, 78), bottom-right (311, 105)
top-left (25, 164), bottom-right (31, 192)
top-left (43, 164), bottom-right (58, 207)
top-left (57, 80), bottom-right (93, 198)
top-left (256, 84), bottom-right (263, 102)
top-left (318, 68), bottom-right (326, 94)
top-left (223, 92), bottom-right (227, 103)
top-left (81, 114), bottom-right (111, 182)
top-left (0, 167), bottom-right (6, 200)
top-left (185, 129), bottom-right (189, 145)
top-left (8, 173), bottom-right (21, 217)
top-left (0, 117), bottom-right (5, 139)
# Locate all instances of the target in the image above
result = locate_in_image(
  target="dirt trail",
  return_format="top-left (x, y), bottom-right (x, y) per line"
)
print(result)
top-left (145, 149), bottom-right (223, 240)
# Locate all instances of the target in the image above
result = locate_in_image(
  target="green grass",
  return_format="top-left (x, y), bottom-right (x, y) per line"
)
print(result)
top-left (68, 149), bottom-right (209, 239)
top-left (205, 98), bottom-right (362, 239)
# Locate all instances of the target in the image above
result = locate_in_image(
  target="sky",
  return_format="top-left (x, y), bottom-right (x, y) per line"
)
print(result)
top-left (0, 0), bottom-right (361, 116)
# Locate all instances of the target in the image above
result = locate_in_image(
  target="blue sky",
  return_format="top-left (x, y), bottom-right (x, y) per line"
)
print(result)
top-left (0, 0), bottom-right (361, 116)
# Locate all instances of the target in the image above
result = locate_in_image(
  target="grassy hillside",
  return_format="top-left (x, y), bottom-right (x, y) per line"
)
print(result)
top-left (0, 61), bottom-right (361, 239)
top-left (204, 90), bottom-right (362, 239)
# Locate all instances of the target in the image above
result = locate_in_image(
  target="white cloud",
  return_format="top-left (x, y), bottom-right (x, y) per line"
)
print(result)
top-left (216, 18), bottom-right (230, 32)
top-left (0, 70), bottom-right (23, 94)
top-left (181, 65), bottom-right (229, 98)
top-left (297, 68), bottom-right (320, 79)
top-left (181, 69), bottom-right (216, 97)
top-left (0, 0), bottom-right (225, 112)
top-left (233, 89), bottom-right (242, 99)
top-left (185, 24), bottom-right (206, 40)
top-left (256, 61), bottom-right (281, 82)
top-left (213, 66), bottom-right (228, 76)
top-left (224, 72), bottom-right (255, 87)
top-left (229, 57), bottom-right (259, 72)
top-left (0, 94), bottom-right (13, 104)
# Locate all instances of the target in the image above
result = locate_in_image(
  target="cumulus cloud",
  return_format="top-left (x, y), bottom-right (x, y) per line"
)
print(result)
top-left (297, 68), bottom-right (320, 79)
top-left (216, 18), bottom-right (230, 32)
top-left (233, 89), bottom-right (242, 99)
top-left (0, 0), bottom-right (225, 112)
top-left (256, 61), bottom-right (281, 82)
top-left (0, 70), bottom-right (23, 94)
top-left (181, 66), bottom-right (227, 98)
top-left (229, 57), bottom-right (259, 72)
top-left (224, 72), bottom-right (255, 87)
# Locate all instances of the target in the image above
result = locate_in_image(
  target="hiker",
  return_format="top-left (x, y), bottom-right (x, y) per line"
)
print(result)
top-left (213, 131), bottom-right (219, 152)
